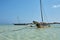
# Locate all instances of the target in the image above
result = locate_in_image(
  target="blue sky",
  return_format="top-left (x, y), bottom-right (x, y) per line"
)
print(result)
top-left (0, 0), bottom-right (60, 24)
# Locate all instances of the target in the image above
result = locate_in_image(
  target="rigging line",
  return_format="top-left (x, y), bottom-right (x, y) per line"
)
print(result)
top-left (42, 7), bottom-right (48, 22)
top-left (44, 12), bottom-right (49, 22)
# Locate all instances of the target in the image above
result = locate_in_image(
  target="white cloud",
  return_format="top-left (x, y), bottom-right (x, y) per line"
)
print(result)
top-left (52, 5), bottom-right (60, 8)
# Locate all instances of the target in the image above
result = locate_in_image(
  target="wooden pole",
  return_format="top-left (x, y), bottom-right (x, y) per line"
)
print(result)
top-left (40, 0), bottom-right (44, 22)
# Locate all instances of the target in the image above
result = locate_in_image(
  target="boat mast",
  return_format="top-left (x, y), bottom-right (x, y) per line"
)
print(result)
top-left (17, 16), bottom-right (20, 23)
top-left (40, 0), bottom-right (44, 22)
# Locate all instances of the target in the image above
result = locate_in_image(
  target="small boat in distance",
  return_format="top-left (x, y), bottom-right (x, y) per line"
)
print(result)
top-left (14, 23), bottom-right (32, 25)
top-left (14, 16), bottom-right (29, 25)
top-left (14, 23), bottom-right (28, 25)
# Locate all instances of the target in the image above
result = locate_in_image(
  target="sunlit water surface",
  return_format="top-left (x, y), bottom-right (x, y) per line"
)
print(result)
top-left (0, 24), bottom-right (60, 40)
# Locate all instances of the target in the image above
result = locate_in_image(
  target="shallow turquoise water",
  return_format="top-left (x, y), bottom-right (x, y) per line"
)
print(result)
top-left (0, 24), bottom-right (60, 40)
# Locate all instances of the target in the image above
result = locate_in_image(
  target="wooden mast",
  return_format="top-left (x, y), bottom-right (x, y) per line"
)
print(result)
top-left (40, 0), bottom-right (44, 22)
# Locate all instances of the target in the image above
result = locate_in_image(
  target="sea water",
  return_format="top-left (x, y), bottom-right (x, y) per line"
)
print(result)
top-left (0, 24), bottom-right (60, 40)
